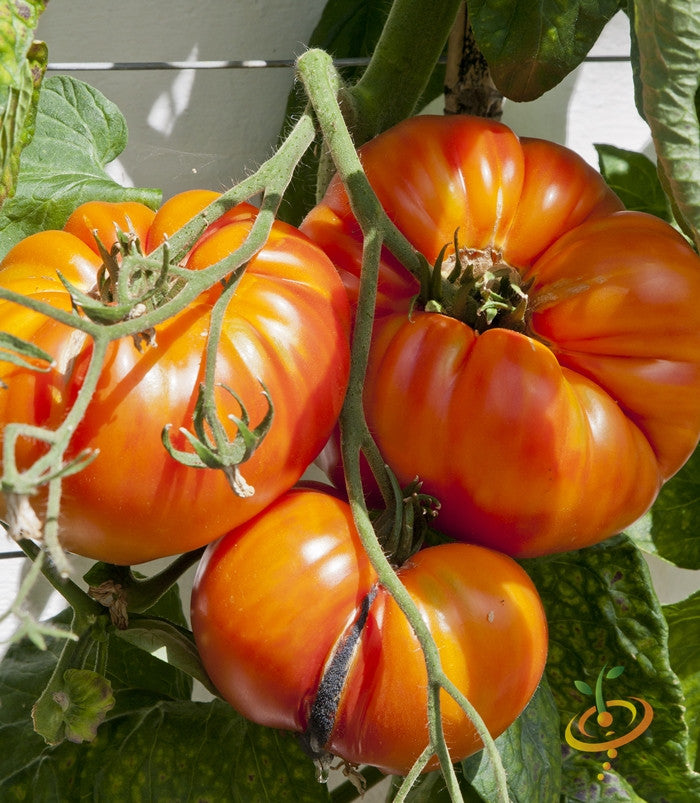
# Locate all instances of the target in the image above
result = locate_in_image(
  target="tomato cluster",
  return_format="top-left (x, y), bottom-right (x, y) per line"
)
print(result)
top-left (191, 117), bottom-right (699, 774)
top-left (3, 113), bottom-right (699, 776)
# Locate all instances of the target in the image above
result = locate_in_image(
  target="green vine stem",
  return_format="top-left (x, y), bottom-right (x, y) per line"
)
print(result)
top-left (126, 548), bottom-right (206, 612)
top-left (392, 746), bottom-right (433, 801)
top-left (346, 0), bottom-right (463, 145)
top-left (296, 48), bottom-right (509, 803)
top-left (15, 539), bottom-right (110, 742)
top-left (88, 547), bottom-right (206, 629)
top-left (17, 539), bottom-right (101, 619)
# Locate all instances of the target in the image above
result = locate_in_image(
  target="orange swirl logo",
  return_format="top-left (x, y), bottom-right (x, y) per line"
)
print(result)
top-left (564, 664), bottom-right (653, 781)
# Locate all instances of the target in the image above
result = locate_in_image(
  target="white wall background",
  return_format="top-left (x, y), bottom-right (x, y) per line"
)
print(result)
top-left (36, 1), bottom-right (652, 195)
top-left (1, 1), bottom-right (698, 680)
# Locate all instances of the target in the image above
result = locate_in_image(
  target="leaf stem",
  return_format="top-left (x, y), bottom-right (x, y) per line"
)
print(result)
top-left (121, 547), bottom-right (206, 614)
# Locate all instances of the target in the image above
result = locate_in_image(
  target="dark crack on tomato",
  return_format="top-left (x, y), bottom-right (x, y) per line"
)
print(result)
top-left (300, 584), bottom-right (378, 759)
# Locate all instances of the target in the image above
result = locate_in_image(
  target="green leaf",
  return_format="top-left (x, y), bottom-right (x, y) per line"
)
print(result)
top-left (525, 535), bottom-right (699, 801)
top-left (595, 143), bottom-right (675, 223)
top-left (277, 0), bottom-right (445, 225)
top-left (643, 445), bottom-right (700, 570)
top-left (469, 0), bottom-right (621, 101)
top-left (664, 590), bottom-right (700, 769)
top-left (4, 698), bottom-right (332, 803)
top-left (629, 0), bottom-right (700, 249)
top-left (0, 611), bottom-right (330, 802)
top-left (0, 0), bottom-right (48, 204)
top-left (574, 680), bottom-right (593, 696)
top-left (462, 678), bottom-right (562, 802)
top-left (559, 751), bottom-right (646, 802)
top-left (305, 0), bottom-right (392, 64)
top-left (33, 667), bottom-right (115, 745)
top-left (0, 74), bottom-right (160, 258)
top-left (113, 614), bottom-right (220, 697)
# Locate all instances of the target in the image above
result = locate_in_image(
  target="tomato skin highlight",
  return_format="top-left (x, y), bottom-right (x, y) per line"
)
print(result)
top-left (301, 114), bottom-right (700, 557)
top-left (190, 487), bottom-right (548, 776)
top-left (0, 194), bottom-right (351, 564)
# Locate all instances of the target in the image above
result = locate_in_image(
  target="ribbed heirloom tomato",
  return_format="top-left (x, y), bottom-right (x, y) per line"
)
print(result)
top-left (0, 191), bottom-right (350, 564)
top-left (190, 487), bottom-right (548, 776)
top-left (301, 115), bottom-right (700, 557)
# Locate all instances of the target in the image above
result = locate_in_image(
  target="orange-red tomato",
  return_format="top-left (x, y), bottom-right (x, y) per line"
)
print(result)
top-left (190, 487), bottom-right (548, 776)
top-left (301, 115), bottom-right (700, 557)
top-left (0, 191), bottom-right (351, 564)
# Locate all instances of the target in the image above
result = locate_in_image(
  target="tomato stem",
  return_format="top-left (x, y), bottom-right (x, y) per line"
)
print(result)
top-left (347, 0), bottom-right (463, 145)
top-left (87, 547), bottom-right (207, 628)
top-left (297, 47), bottom-right (509, 803)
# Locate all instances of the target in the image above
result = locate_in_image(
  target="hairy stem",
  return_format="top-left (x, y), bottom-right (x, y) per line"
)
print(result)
top-left (123, 547), bottom-right (206, 614)
top-left (392, 746), bottom-right (433, 802)
top-left (17, 539), bottom-right (102, 620)
top-left (297, 47), bottom-right (508, 803)
top-left (349, 0), bottom-right (463, 144)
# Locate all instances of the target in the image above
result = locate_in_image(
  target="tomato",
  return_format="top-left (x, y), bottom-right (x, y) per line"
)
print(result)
top-left (190, 487), bottom-right (548, 776)
top-left (301, 115), bottom-right (700, 557)
top-left (0, 191), bottom-right (351, 564)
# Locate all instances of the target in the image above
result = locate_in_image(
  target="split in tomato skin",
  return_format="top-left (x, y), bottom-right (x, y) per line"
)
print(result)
top-left (0, 192), bottom-right (351, 564)
top-left (190, 487), bottom-right (549, 776)
top-left (301, 114), bottom-right (700, 557)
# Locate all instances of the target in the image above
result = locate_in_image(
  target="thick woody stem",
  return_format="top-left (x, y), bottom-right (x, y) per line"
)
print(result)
top-left (444, 2), bottom-right (503, 119)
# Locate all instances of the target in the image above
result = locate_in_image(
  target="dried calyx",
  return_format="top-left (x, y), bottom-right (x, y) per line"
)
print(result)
top-left (417, 230), bottom-right (531, 334)
top-left (58, 227), bottom-right (174, 347)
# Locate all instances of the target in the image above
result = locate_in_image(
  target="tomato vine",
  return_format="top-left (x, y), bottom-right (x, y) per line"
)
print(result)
top-left (298, 47), bottom-right (510, 801)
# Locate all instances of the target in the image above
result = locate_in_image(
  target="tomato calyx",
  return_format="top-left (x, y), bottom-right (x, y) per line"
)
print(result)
top-left (372, 476), bottom-right (440, 566)
top-left (416, 231), bottom-right (530, 334)
top-left (161, 381), bottom-right (274, 498)
top-left (59, 227), bottom-right (173, 348)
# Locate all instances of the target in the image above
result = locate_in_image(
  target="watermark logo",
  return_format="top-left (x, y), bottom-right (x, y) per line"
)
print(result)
top-left (564, 664), bottom-right (654, 780)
